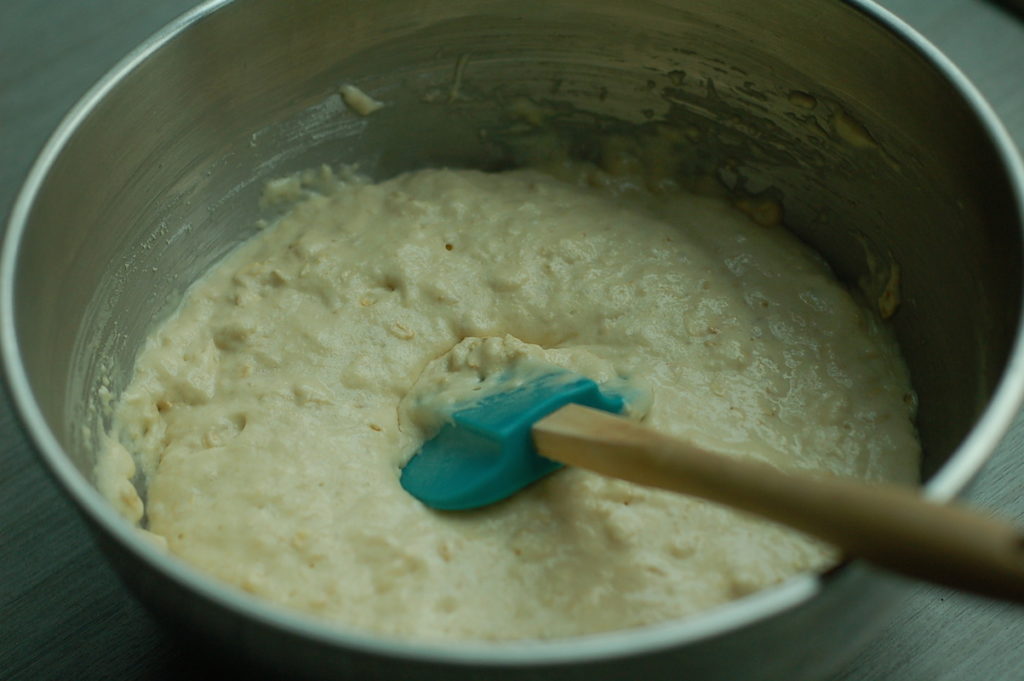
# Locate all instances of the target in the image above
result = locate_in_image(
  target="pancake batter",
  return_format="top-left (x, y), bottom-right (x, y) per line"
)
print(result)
top-left (100, 166), bottom-right (919, 640)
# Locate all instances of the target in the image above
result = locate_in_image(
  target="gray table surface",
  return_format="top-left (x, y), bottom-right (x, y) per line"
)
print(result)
top-left (2, 1), bottom-right (1022, 679)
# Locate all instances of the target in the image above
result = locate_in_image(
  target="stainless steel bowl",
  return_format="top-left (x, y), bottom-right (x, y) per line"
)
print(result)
top-left (3, 1), bottom-right (1023, 679)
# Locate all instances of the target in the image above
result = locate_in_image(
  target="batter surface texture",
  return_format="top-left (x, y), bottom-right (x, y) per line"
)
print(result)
top-left (102, 167), bottom-right (919, 640)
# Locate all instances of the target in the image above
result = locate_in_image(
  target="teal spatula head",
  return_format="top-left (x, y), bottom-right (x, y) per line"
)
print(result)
top-left (400, 371), bottom-right (625, 510)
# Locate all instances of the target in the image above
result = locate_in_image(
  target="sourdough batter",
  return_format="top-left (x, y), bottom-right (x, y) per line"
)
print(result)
top-left (100, 166), bottom-right (919, 640)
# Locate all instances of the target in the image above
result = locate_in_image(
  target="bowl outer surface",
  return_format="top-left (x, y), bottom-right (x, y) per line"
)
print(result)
top-left (3, 0), bottom-right (1024, 679)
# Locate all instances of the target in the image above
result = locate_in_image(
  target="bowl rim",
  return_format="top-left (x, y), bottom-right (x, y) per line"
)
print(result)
top-left (3, 0), bottom-right (1024, 667)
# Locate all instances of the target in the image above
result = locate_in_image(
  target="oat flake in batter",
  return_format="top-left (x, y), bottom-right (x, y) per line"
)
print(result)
top-left (100, 166), bottom-right (920, 641)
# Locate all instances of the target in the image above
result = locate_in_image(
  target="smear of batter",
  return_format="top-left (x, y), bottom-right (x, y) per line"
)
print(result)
top-left (339, 84), bottom-right (384, 116)
top-left (100, 165), bottom-right (919, 641)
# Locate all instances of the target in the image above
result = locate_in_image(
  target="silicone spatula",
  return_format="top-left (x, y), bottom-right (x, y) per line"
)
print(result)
top-left (399, 371), bottom-right (1024, 603)
top-left (400, 370), bottom-right (626, 511)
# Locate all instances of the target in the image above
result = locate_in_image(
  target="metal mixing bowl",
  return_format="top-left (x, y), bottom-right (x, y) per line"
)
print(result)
top-left (3, 0), bottom-right (1023, 679)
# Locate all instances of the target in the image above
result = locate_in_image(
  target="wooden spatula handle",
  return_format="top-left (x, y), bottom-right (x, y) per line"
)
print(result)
top-left (533, 404), bottom-right (1024, 603)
